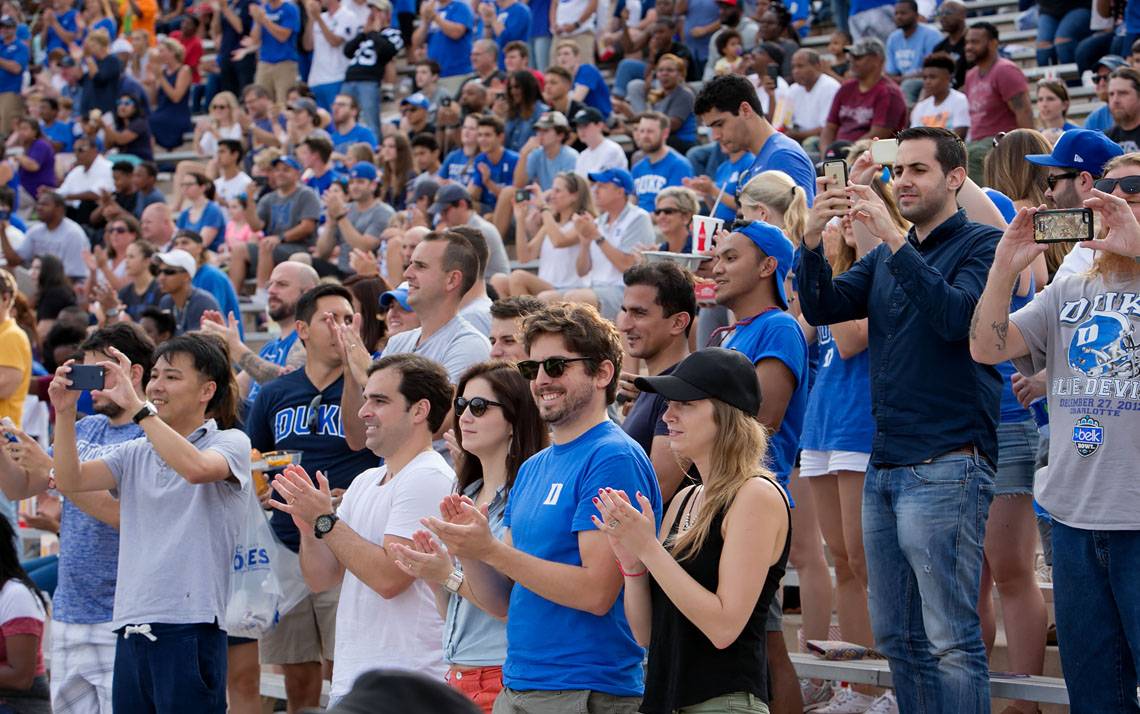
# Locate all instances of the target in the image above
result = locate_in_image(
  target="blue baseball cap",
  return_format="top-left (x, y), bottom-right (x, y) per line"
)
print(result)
top-left (349, 162), bottom-right (378, 181)
top-left (1025, 129), bottom-right (1123, 176)
top-left (734, 221), bottom-right (795, 310)
top-left (401, 92), bottom-right (431, 111)
top-left (380, 282), bottom-right (413, 312)
top-left (587, 168), bottom-right (635, 194)
top-left (272, 155), bottom-right (302, 172)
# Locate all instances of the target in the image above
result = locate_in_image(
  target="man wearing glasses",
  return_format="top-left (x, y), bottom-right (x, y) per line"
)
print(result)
top-left (245, 283), bottom-right (375, 713)
top-left (154, 248), bottom-right (220, 336)
top-left (1084, 55), bottom-right (1127, 132)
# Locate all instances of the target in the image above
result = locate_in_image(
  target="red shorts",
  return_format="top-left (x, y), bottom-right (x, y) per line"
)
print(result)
top-left (446, 665), bottom-right (504, 713)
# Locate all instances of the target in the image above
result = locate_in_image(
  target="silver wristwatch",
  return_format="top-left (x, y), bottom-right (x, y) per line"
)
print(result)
top-left (443, 568), bottom-right (464, 595)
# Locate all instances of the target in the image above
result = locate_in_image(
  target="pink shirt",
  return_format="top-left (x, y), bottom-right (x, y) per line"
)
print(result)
top-left (826, 77), bottom-right (908, 143)
top-left (964, 58), bottom-right (1029, 142)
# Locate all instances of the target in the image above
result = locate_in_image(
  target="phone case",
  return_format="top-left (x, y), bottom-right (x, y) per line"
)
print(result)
top-left (1033, 209), bottom-right (1093, 244)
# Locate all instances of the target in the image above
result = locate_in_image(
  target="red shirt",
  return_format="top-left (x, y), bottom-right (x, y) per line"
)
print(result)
top-left (171, 31), bottom-right (203, 84)
top-left (826, 77), bottom-right (908, 143)
top-left (964, 58), bottom-right (1028, 142)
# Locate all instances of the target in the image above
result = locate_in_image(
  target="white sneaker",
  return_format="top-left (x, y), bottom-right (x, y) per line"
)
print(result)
top-left (865, 692), bottom-right (899, 714)
top-left (815, 688), bottom-right (876, 713)
top-left (801, 678), bottom-right (834, 711)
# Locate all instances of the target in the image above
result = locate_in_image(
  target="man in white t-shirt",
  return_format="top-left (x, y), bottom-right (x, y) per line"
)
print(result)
top-left (573, 106), bottom-right (627, 177)
top-left (909, 52), bottom-right (970, 138)
top-left (271, 353), bottom-right (455, 706)
top-left (784, 49), bottom-right (840, 156)
top-left (304, 0), bottom-right (364, 111)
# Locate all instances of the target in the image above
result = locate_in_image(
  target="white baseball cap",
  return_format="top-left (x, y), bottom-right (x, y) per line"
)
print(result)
top-left (156, 249), bottom-right (197, 278)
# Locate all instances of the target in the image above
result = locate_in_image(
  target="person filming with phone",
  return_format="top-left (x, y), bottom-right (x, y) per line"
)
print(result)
top-left (969, 153), bottom-right (1140, 712)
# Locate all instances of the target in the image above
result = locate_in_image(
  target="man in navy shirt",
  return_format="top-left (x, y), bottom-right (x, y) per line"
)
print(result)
top-left (0, 16), bottom-right (28, 136)
top-left (798, 126), bottom-right (1001, 714)
top-left (695, 75), bottom-right (817, 214)
top-left (246, 283), bottom-right (375, 713)
top-left (425, 303), bottom-right (662, 714)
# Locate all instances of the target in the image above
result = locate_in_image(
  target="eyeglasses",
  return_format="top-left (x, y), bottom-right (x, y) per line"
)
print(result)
top-left (158, 268), bottom-right (183, 276)
top-left (654, 207), bottom-right (684, 216)
top-left (307, 393), bottom-right (323, 432)
top-left (1046, 171), bottom-right (1080, 190)
top-left (517, 356), bottom-right (595, 380)
top-left (455, 396), bottom-right (504, 417)
top-left (108, 226), bottom-right (130, 233)
top-left (1095, 73), bottom-right (1111, 84)
top-left (1094, 176), bottom-right (1140, 194)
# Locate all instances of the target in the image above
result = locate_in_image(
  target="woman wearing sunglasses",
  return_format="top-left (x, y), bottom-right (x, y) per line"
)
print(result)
top-left (391, 361), bottom-right (548, 713)
top-left (593, 347), bottom-right (790, 714)
top-left (652, 187), bottom-right (699, 254)
top-left (103, 92), bottom-right (153, 162)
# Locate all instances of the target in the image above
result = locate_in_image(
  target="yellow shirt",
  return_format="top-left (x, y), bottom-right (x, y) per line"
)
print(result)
top-left (0, 317), bottom-right (31, 428)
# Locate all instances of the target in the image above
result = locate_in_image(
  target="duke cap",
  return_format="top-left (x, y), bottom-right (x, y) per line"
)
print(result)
top-left (155, 249), bottom-right (197, 279)
top-left (734, 221), bottom-right (794, 310)
top-left (845, 38), bottom-right (886, 58)
top-left (535, 111), bottom-right (569, 129)
top-left (380, 282), bottom-right (413, 312)
top-left (587, 168), bottom-right (635, 194)
top-left (349, 162), bottom-right (378, 181)
top-left (635, 348), bottom-right (761, 416)
top-left (1025, 129), bottom-right (1124, 176)
top-left (430, 183), bottom-right (472, 214)
top-left (572, 107), bottom-right (605, 126)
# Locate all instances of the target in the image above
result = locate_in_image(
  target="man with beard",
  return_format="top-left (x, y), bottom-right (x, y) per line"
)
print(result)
top-left (315, 162), bottom-right (394, 279)
top-left (970, 152), bottom-right (1140, 714)
top-left (962, 22), bottom-right (1033, 182)
top-left (422, 303), bottom-right (661, 714)
top-left (200, 261), bottom-right (320, 402)
top-left (0, 323), bottom-right (154, 714)
top-left (799, 126), bottom-right (1002, 714)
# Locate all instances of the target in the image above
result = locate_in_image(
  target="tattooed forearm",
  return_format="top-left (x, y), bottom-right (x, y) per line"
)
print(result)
top-left (238, 351), bottom-right (285, 384)
top-left (969, 302), bottom-right (982, 342)
top-left (991, 319), bottom-right (1009, 352)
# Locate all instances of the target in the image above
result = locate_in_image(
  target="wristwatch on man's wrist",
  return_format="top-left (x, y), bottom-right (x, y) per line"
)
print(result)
top-left (131, 401), bottom-right (158, 425)
top-left (314, 513), bottom-right (339, 539)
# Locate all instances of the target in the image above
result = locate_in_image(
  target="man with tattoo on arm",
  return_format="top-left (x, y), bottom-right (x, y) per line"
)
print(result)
top-left (797, 127), bottom-right (1002, 714)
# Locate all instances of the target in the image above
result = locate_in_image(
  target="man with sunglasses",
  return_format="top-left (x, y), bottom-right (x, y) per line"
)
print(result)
top-left (245, 283), bottom-right (375, 713)
top-left (1084, 55), bottom-right (1127, 132)
top-left (154, 249), bottom-right (220, 336)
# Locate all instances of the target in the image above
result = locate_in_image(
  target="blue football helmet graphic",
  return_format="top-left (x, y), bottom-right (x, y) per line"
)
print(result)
top-left (1067, 311), bottom-right (1140, 379)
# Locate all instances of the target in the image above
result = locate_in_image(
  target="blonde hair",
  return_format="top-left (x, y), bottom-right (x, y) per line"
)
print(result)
top-left (738, 170), bottom-right (809, 246)
top-left (553, 172), bottom-right (597, 220)
top-left (670, 400), bottom-right (775, 562)
top-left (211, 90), bottom-right (240, 114)
top-left (1090, 152), bottom-right (1140, 277)
top-left (159, 37), bottom-right (185, 63)
top-left (656, 186), bottom-right (700, 215)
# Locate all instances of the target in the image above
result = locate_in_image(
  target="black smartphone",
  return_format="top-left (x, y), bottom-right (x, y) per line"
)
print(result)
top-left (1033, 208), bottom-right (1093, 244)
top-left (67, 365), bottom-right (105, 391)
top-left (766, 65), bottom-right (780, 80)
top-left (515, 188), bottom-right (531, 203)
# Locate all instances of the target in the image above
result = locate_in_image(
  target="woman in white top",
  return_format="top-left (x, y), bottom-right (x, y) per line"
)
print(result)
top-left (498, 171), bottom-right (597, 298)
top-left (172, 91), bottom-right (243, 210)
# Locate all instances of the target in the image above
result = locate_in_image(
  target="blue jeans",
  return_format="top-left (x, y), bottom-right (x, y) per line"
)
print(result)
top-left (531, 35), bottom-right (552, 72)
top-left (613, 59), bottom-right (646, 98)
top-left (341, 80), bottom-right (381, 138)
top-left (1052, 521), bottom-right (1140, 713)
top-left (1076, 30), bottom-right (1114, 74)
top-left (831, 0), bottom-right (850, 35)
top-left (1036, 7), bottom-right (1092, 66)
top-left (863, 453), bottom-right (994, 714)
top-left (1112, 32), bottom-right (1140, 59)
top-left (113, 622), bottom-right (227, 713)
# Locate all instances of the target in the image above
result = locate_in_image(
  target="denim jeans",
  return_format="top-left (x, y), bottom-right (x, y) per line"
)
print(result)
top-left (1051, 521), bottom-right (1140, 714)
top-left (863, 452), bottom-right (994, 714)
top-left (341, 80), bottom-right (381, 138)
top-left (613, 59), bottom-right (647, 99)
top-left (1036, 7), bottom-right (1092, 66)
top-left (1076, 30), bottom-right (1114, 74)
top-left (531, 35), bottom-right (552, 72)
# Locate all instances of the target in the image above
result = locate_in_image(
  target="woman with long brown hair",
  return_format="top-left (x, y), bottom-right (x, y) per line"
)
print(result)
top-left (342, 275), bottom-right (390, 355)
top-left (984, 128), bottom-right (1058, 282)
top-left (391, 361), bottom-right (548, 713)
top-left (379, 133), bottom-right (415, 211)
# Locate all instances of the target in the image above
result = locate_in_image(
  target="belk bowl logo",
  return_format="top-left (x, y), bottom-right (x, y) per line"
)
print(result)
top-left (1071, 415), bottom-right (1103, 458)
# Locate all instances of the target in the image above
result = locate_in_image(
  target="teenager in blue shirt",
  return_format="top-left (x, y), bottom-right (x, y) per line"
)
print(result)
top-left (631, 113), bottom-right (694, 213)
top-left (440, 115), bottom-right (481, 188)
top-left (172, 231), bottom-right (244, 340)
top-left (250, 0), bottom-right (301, 101)
top-left (413, 0), bottom-right (475, 85)
top-left (556, 41), bottom-right (613, 117)
top-left (39, 97), bottom-right (74, 153)
top-left (478, 0), bottom-right (532, 70)
top-left (471, 115), bottom-right (520, 213)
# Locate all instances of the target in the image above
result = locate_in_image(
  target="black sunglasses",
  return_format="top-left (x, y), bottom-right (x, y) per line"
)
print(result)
top-left (157, 268), bottom-right (183, 276)
top-left (1094, 176), bottom-right (1140, 194)
top-left (1095, 73), bottom-right (1111, 83)
top-left (455, 396), bottom-right (504, 417)
top-left (1046, 171), bottom-right (1080, 190)
top-left (307, 393), bottom-right (323, 432)
top-left (517, 356), bottom-right (594, 381)
top-left (654, 207), bottom-right (684, 216)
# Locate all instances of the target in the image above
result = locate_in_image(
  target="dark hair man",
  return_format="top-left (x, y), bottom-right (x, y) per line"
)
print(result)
top-left (1107, 66), bottom-right (1140, 152)
top-left (488, 295), bottom-right (544, 361)
top-left (910, 52), bottom-right (970, 138)
top-left (962, 22), bottom-right (1033, 181)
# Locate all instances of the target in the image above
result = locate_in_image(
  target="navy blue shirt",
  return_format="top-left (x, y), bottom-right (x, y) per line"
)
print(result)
top-left (796, 209), bottom-right (1002, 467)
top-left (246, 370), bottom-right (380, 552)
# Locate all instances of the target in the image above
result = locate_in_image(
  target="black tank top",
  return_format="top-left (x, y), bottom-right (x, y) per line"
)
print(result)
top-left (640, 479), bottom-right (791, 714)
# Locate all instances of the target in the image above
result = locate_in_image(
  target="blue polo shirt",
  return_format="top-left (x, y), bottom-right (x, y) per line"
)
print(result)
top-left (0, 39), bottom-right (27, 95)
top-left (796, 209), bottom-right (1003, 466)
top-left (428, 0), bottom-right (475, 77)
top-left (737, 132), bottom-right (816, 212)
top-left (472, 148), bottom-right (519, 210)
top-left (329, 123), bottom-right (378, 153)
top-left (573, 64), bottom-right (612, 117)
top-left (258, 1), bottom-right (301, 64)
top-left (631, 150), bottom-right (693, 213)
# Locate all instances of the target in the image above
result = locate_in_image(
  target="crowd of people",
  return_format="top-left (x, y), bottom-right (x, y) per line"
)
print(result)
top-left (0, 0), bottom-right (1134, 712)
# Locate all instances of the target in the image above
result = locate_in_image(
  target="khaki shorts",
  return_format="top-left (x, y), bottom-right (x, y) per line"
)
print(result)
top-left (0, 92), bottom-right (24, 135)
top-left (255, 60), bottom-right (300, 104)
top-left (492, 688), bottom-right (641, 714)
top-left (258, 586), bottom-right (339, 665)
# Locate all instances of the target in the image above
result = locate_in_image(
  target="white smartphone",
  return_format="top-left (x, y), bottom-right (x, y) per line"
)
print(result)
top-left (871, 138), bottom-right (899, 166)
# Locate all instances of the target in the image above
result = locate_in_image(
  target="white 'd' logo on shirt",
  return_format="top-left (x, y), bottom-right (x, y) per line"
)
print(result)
top-left (543, 483), bottom-right (564, 505)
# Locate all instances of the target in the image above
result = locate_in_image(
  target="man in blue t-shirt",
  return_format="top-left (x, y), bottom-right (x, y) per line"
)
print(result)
top-left (0, 17), bottom-right (28, 136)
top-left (425, 303), bottom-right (662, 713)
top-left (42, 0), bottom-right (77, 55)
top-left (471, 115), bottom-right (519, 214)
top-left (478, 0), bottom-right (531, 70)
top-left (246, 284), bottom-right (377, 713)
top-left (328, 94), bottom-right (379, 155)
top-left (631, 112), bottom-right (694, 213)
top-left (251, 0), bottom-right (301, 102)
top-left (0, 324), bottom-right (153, 714)
top-left (412, 0), bottom-right (475, 92)
top-left (885, 0), bottom-right (942, 102)
top-left (555, 41), bottom-right (613, 117)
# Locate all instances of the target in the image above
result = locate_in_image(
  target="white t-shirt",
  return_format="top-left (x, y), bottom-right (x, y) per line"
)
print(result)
top-left (749, 75), bottom-right (790, 116)
top-left (332, 451), bottom-right (455, 697)
top-left (199, 123), bottom-right (244, 158)
top-left (555, 0), bottom-right (596, 34)
top-left (57, 155), bottom-right (115, 207)
top-left (909, 89), bottom-right (971, 130)
top-left (575, 138), bottom-right (628, 178)
top-left (785, 74), bottom-right (841, 132)
top-left (1053, 244), bottom-right (1094, 280)
top-left (589, 203), bottom-right (654, 287)
top-left (309, 5), bottom-right (365, 87)
top-left (0, 579), bottom-right (46, 628)
top-left (539, 219), bottom-right (589, 290)
top-left (214, 171), bottom-right (254, 220)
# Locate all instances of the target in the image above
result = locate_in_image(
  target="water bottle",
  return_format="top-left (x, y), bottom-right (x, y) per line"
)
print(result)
top-left (1029, 397), bottom-right (1049, 439)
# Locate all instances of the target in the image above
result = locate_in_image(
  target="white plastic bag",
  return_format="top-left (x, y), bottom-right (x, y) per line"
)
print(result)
top-left (225, 491), bottom-right (287, 639)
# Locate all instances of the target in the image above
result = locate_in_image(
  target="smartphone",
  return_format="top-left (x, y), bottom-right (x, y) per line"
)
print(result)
top-left (766, 65), bottom-right (780, 80)
top-left (67, 365), bottom-right (105, 391)
top-left (515, 188), bottom-right (532, 203)
top-left (822, 159), bottom-right (848, 188)
top-left (871, 138), bottom-right (899, 166)
top-left (1033, 208), bottom-right (1093, 244)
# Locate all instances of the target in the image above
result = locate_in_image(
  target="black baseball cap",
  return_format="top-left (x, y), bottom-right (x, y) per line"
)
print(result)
top-left (634, 348), bottom-right (760, 416)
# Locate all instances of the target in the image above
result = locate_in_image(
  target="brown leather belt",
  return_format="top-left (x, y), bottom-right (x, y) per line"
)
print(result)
top-left (922, 444), bottom-right (978, 463)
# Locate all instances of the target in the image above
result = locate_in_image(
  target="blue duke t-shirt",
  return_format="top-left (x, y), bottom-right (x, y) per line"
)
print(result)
top-left (503, 420), bottom-right (662, 696)
top-left (737, 133), bottom-right (816, 210)
top-left (724, 310), bottom-right (808, 487)
top-left (247, 370), bottom-right (380, 552)
top-left (632, 151), bottom-right (693, 213)
top-left (713, 152), bottom-right (755, 223)
top-left (428, 0), bottom-right (475, 77)
top-left (258, 1), bottom-right (301, 64)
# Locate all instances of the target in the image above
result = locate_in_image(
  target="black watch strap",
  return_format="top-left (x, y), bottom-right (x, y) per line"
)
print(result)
top-left (131, 401), bottom-right (157, 425)
top-left (314, 513), bottom-right (339, 539)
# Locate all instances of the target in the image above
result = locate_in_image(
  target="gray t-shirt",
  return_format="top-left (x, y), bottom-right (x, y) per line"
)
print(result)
top-left (1009, 272), bottom-right (1140, 530)
top-left (382, 313), bottom-right (491, 383)
top-left (336, 201), bottom-right (395, 274)
top-left (101, 419), bottom-right (251, 629)
top-left (18, 218), bottom-right (89, 280)
top-left (258, 186), bottom-right (323, 245)
top-left (467, 214), bottom-right (510, 278)
top-left (459, 295), bottom-right (492, 336)
top-left (159, 287), bottom-right (221, 335)
top-left (652, 86), bottom-right (695, 134)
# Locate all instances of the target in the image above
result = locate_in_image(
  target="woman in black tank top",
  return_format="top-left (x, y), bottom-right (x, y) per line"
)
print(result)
top-left (591, 348), bottom-right (792, 714)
